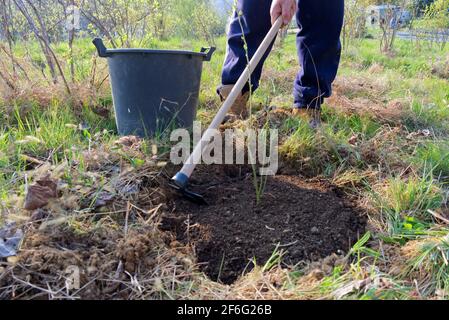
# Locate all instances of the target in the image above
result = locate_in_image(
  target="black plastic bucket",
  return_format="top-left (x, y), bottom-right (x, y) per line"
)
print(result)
top-left (93, 38), bottom-right (215, 137)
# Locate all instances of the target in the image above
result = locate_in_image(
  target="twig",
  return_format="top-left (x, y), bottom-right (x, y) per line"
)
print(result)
top-left (11, 272), bottom-right (70, 299)
top-left (428, 210), bottom-right (449, 225)
top-left (276, 240), bottom-right (299, 248)
top-left (145, 204), bottom-right (163, 224)
top-left (124, 201), bottom-right (130, 236)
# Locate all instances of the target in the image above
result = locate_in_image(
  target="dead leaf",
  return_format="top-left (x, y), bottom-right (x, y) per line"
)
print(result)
top-left (24, 176), bottom-right (58, 211)
top-left (93, 191), bottom-right (115, 208)
top-left (332, 278), bottom-right (372, 299)
top-left (114, 136), bottom-right (141, 148)
top-left (93, 106), bottom-right (111, 118)
top-left (348, 135), bottom-right (359, 146)
top-left (36, 177), bottom-right (58, 197)
top-left (7, 256), bottom-right (19, 265)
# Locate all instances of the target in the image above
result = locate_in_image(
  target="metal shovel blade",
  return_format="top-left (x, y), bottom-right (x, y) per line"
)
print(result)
top-left (169, 182), bottom-right (208, 206)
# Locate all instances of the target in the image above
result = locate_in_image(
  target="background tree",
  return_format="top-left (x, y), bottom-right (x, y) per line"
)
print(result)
top-left (422, 0), bottom-right (449, 49)
top-left (173, 0), bottom-right (226, 46)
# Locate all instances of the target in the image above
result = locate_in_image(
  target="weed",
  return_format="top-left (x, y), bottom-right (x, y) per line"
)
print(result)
top-left (369, 171), bottom-right (444, 236)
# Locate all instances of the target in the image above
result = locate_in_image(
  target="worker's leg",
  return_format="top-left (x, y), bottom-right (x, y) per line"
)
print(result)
top-left (221, 0), bottom-right (274, 94)
top-left (294, 0), bottom-right (344, 109)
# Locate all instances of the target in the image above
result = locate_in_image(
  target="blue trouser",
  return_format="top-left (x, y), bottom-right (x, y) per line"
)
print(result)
top-left (222, 0), bottom-right (344, 109)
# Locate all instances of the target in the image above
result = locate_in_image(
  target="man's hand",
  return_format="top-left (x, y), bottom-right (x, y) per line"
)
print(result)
top-left (270, 0), bottom-right (297, 26)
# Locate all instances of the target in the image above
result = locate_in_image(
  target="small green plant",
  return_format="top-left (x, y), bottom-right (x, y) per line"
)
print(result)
top-left (349, 232), bottom-right (381, 260)
top-left (380, 216), bottom-right (434, 245)
top-left (234, 3), bottom-right (269, 204)
top-left (262, 245), bottom-right (284, 272)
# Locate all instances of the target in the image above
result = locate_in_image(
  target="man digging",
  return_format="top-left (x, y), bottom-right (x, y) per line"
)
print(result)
top-left (218, 0), bottom-right (344, 128)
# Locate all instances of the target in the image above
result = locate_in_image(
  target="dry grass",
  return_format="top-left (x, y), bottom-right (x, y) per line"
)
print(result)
top-left (328, 75), bottom-right (408, 124)
top-left (0, 157), bottom-right (190, 300)
top-left (0, 50), bottom-right (110, 116)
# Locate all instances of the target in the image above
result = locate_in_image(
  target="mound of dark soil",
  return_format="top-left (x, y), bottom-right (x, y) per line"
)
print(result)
top-left (163, 167), bottom-right (366, 284)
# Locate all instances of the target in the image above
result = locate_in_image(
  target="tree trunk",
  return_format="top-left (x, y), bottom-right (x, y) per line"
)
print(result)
top-left (13, 0), bottom-right (58, 83)
top-left (0, 0), bottom-right (16, 76)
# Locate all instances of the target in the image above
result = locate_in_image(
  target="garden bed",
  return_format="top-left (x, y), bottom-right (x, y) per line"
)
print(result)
top-left (163, 166), bottom-right (366, 284)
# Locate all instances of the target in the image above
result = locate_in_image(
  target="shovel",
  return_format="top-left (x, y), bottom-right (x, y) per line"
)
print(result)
top-left (170, 17), bottom-right (284, 205)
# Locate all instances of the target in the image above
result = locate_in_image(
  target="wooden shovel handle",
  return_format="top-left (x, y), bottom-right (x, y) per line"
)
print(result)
top-left (178, 17), bottom-right (283, 179)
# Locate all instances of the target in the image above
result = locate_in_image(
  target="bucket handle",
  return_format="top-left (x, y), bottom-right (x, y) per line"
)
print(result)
top-left (93, 37), bottom-right (216, 61)
top-left (200, 47), bottom-right (216, 62)
top-left (93, 38), bottom-right (111, 58)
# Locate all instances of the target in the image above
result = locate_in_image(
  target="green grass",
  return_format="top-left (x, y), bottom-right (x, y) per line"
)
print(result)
top-left (0, 102), bottom-right (116, 201)
top-left (370, 172), bottom-right (444, 237)
top-left (280, 119), bottom-right (317, 160)
top-left (413, 141), bottom-right (449, 178)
